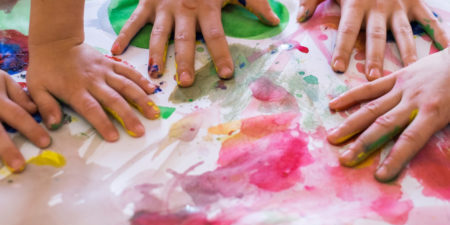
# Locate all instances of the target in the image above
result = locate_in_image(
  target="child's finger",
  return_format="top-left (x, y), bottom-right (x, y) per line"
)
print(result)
top-left (89, 84), bottom-right (145, 138)
top-left (329, 75), bottom-right (396, 111)
top-left (112, 62), bottom-right (157, 95)
top-left (69, 92), bottom-right (119, 142)
top-left (297, 0), bottom-right (324, 22)
top-left (106, 74), bottom-right (160, 120)
top-left (174, 14), bottom-right (196, 87)
top-left (148, 12), bottom-right (173, 78)
top-left (4, 73), bottom-right (36, 113)
top-left (375, 111), bottom-right (439, 182)
top-left (111, 6), bottom-right (152, 55)
top-left (0, 124), bottom-right (26, 173)
top-left (29, 89), bottom-right (63, 130)
top-left (198, 8), bottom-right (234, 79)
top-left (0, 99), bottom-right (51, 148)
top-left (390, 11), bottom-right (417, 66)
top-left (365, 12), bottom-right (387, 81)
top-left (244, 0), bottom-right (280, 26)
top-left (331, 2), bottom-right (365, 73)
top-left (413, 3), bottom-right (450, 50)
top-left (327, 91), bottom-right (401, 145)
top-left (338, 105), bottom-right (413, 167)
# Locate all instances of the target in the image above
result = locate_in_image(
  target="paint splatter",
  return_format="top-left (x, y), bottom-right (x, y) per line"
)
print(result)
top-left (0, 29), bottom-right (28, 74)
top-left (303, 75), bottom-right (318, 85)
top-left (409, 129), bottom-right (450, 200)
top-left (28, 150), bottom-right (66, 168)
top-left (158, 106), bottom-right (176, 119)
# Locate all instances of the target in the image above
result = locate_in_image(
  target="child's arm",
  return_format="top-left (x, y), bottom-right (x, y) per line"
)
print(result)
top-left (27, 0), bottom-right (160, 141)
top-left (111, 0), bottom-right (281, 87)
top-left (298, 0), bottom-right (449, 81)
top-left (0, 70), bottom-right (51, 172)
top-left (327, 47), bottom-right (450, 182)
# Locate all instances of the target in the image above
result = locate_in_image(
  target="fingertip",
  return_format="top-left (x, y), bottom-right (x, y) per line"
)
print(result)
top-left (7, 158), bottom-right (26, 173)
top-left (218, 66), bottom-right (234, 80)
top-left (332, 58), bottom-right (346, 73)
top-left (178, 71), bottom-right (195, 87)
top-left (111, 41), bottom-right (122, 55)
top-left (339, 150), bottom-right (356, 167)
top-left (297, 6), bottom-right (309, 23)
top-left (147, 102), bottom-right (161, 120)
top-left (367, 68), bottom-right (381, 81)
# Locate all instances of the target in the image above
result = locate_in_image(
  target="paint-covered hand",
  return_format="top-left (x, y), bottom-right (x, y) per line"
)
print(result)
top-left (27, 42), bottom-right (160, 142)
top-left (298, 0), bottom-right (449, 80)
top-left (327, 47), bottom-right (450, 182)
top-left (111, 0), bottom-right (280, 87)
top-left (0, 70), bottom-right (51, 173)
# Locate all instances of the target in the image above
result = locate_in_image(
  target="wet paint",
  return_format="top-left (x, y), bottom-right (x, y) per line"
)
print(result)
top-left (334, 130), bottom-right (361, 144)
top-left (104, 107), bottom-right (138, 137)
top-left (421, 22), bottom-right (444, 50)
top-left (303, 75), bottom-right (318, 85)
top-left (0, 29), bottom-right (28, 74)
top-left (28, 150), bottom-right (66, 168)
top-left (131, 211), bottom-right (233, 225)
top-left (158, 106), bottom-right (176, 119)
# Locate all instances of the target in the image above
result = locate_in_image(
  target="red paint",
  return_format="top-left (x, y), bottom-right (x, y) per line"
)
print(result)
top-left (0, 30), bottom-right (29, 74)
top-left (296, 45), bottom-right (309, 53)
top-left (131, 211), bottom-right (232, 225)
top-left (354, 51), bottom-right (365, 61)
top-left (17, 82), bottom-right (27, 89)
top-left (409, 129), bottom-right (450, 200)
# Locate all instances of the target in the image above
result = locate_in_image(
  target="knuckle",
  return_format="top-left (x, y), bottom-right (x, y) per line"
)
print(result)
top-left (203, 28), bottom-right (225, 41)
top-left (397, 23), bottom-right (413, 35)
top-left (374, 115), bottom-right (395, 129)
top-left (363, 101), bottom-right (381, 116)
top-left (423, 98), bottom-right (443, 116)
top-left (79, 99), bottom-right (100, 115)
top-left (399, 129), bottom-right (421, 144)
top-left (174, 31), bottom-right (195, 42)
top-left (339, 22), bottom-right (358, 35)
top-left (115, 79), bottom-right (135, 94)
top-left (151, 25), bottom-right (168, 37)
top-left (367, 26), bottom-right (386, 40)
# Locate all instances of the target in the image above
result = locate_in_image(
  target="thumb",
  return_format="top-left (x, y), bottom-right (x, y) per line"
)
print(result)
top-left (297, 0), bottom-right (324, 22)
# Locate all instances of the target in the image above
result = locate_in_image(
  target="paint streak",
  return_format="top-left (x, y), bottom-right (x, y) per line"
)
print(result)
top-left (292, 41), bottom-right (309, 53)
top-left (370, 196), bottom-right (413, 224)
top-left (28, 150), bottom-right (66, 168)
top-left (250, 77), bottom-right (290, 102)
top-left (0, 29), bottom-right (28, 74)
top-left (104, 107), bottom-right (137, 137)
top-left (409, 129), bottom-right (450, 200)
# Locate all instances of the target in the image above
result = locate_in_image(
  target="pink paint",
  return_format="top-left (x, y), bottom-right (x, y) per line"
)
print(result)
top-left (354, 51), bottom-right (365, 61)
top-left (295, 44), bottom-right (309, 53)
top-left (250, 77), bottom-right (290, 102)
top-left (318, 34), bottom-right (328, 40)
top-left (370, 196), bottom-right (413, 225)
top-left (409, 128), bottom-right (450, 200)
top-left (131, 211), bottom-right (232, 225)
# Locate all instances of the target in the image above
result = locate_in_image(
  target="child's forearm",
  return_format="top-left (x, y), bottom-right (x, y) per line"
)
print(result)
top-left (29, 0), bottom-right (85, 47)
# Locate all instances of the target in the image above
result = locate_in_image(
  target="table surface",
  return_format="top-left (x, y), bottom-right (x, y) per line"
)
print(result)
top-left (0, 0), bottom-right (449, 225)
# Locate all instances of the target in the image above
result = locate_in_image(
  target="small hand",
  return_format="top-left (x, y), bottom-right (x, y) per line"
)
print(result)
top-left (0, 70), bottom-right (51, 172)
top-left (327, 48), bottom-right (450, 182)
top-left (111, 0), bottom-right (280, 87)
top-left (298, 0), bottom-right (449, 80)
top-left (27, 41), bottom-right (160, 142)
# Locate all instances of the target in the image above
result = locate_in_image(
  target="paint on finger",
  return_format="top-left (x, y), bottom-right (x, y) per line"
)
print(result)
top-left (335, 130), bottom-right (361, 144)
top-left (409, 109), bottom-right (418, 123)
top-left (104, 107), bottom-right (137, 137)
top-left (421, 21), bottom-right (445, 50)
top-left (356, 126), bottom-right (403, 164)
top-left (28, 150), bottom-right (66, 168)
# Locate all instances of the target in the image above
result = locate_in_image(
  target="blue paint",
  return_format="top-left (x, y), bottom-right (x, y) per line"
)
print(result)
top-left (150, 64), bottom-right (159, 73)
top-left (153, 86), bottom-right (162, 94)
top-left (3, 113), bottom-right (42, 133)
top-left (239, 62), bottom-right (246, 68)
top-left (387, 21), bottom-right (425, 42)
top-left (0, 43), bottom-right (28, 75)
top-left (238, 0), bottom-right (247, 6)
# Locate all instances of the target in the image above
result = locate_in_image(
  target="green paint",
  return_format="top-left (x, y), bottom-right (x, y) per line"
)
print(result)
top-left (365, 126), bottom-right (402, 153)
top-left (108, 0), bottom-right (289, 49)
top-left (0, 0), bottom-right (30, 35)
top-left (50, 122), bottom-right (63, 131)
top-left (94, 47), bottom-right (109, 54)
top-left (295, 94), bottom-right (303, 98)
top-left (298, 71), bottom-right (305, 75)
top-left (421, 22), bottom-right (445, 50)
top-left (222, 0), bottom-right (289, 39)
top-left (157, 106), bottom-right (176, 119)
top-left (196, 47), bottom-right (205, 52)
top-left (303, 75), bottom-right (318, 85)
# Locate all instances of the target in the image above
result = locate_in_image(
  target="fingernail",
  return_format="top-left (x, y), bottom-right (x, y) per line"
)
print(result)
top-left (111, 42), bottom-right (120, 55)
top-left (179, 72), bottom-right (193, 86)
top-left (135, 124), bottom-right (145, 135)
top-left (329, 98), bottom-right (339, 108)
top-left (297, 6), bottom-right (307, 22)
top-left (333, 59), bottom-right (345, 73)
top-left (375, 165), bottom-right (388, 180)
top-left (148, 102), bottom-right (161, 120)
top-left (369, 68), bottom-right (381, 80)
top-left (148, 64), bottom-right (160, 78)
top-left (47, 116), bottom-right (62, 130)
top-left (219, 67), bottom-right (233, 79)
top-left (39, 135), bottom-right (52, 148)
top-left (8, 159), bottom-right (25, 173)
top-left (108, 131), bottom-right (119, 141)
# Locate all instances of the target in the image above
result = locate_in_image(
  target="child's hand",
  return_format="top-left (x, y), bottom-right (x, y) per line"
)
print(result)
top-left (327, 47), bottom-right (450, 182)
top-left (27, 41), bottom-right (160, 142)
top-left (298, 0), bottom-right (449, 80)
top-left (0, 70), bottom-right (51, 172)
top-left (111, 0), bottom-right (280, 87)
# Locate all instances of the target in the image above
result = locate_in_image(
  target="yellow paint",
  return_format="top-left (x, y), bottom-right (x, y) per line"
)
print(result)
top-left (409, 109), bottom-right (418, 122)
top-left (354, 152), bottom-right (377, 169)
top-left (104, 107), bottom-right (137, 137)
top-left (175, 62), bottom-right (181, 85)
top-left (335, 130), bottom-right (360, 144)
top-left (28, 150), bottom-right (66, 168)
top-left (163, 42), bottom-right (168, 68)
top-left (208, 120), bottom-right (242, 135)
top-left (128, 101), bottom-right (144, 114)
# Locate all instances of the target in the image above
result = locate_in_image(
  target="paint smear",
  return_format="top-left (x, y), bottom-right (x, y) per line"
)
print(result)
top-left (158, 106), bottom-right (176, 119)
top-left (28, 150), bottom-right (66, 168)
top-left (0, 29), bottom-right (28, 74)
top-left (131, 211), bottom-right (233, 225)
